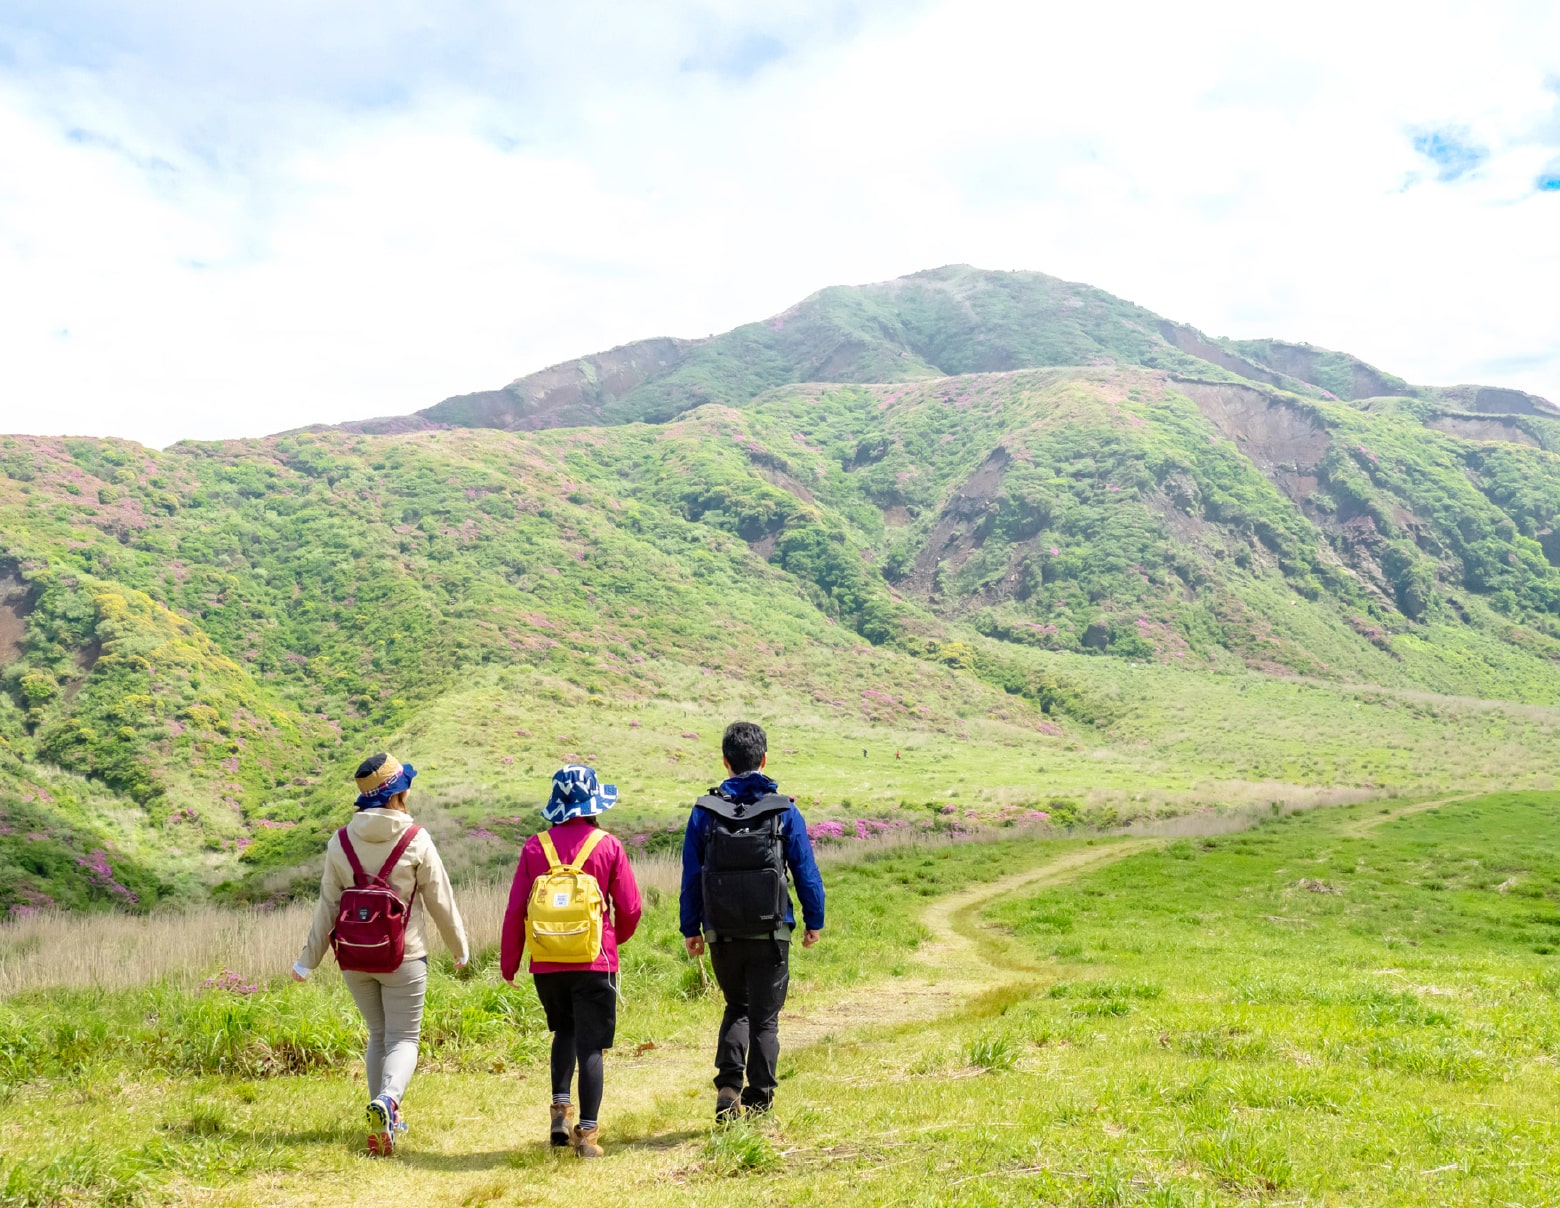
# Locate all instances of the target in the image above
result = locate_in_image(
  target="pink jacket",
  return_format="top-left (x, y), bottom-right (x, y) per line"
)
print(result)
top-left (501, 818), bottom-right (642, 979)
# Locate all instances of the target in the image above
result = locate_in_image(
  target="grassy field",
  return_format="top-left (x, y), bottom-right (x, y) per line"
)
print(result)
top-left (5, 793), bottom-right (1560, 1205)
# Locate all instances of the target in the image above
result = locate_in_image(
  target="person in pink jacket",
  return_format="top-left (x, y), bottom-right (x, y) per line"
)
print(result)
top-left (501, 765), bottom-right (642, 1158)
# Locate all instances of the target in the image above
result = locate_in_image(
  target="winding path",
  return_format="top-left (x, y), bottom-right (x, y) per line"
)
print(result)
top-left (777, 839), bottom-right (1154, 1048)
top-left (1336, 793), bottom-right (1473, 839)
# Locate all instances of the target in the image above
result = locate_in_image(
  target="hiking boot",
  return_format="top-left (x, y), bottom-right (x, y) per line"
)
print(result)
top-left (715, 1087), bottom-right (743, 1123)
top-left (571, 1123), bottom-right (604, 1159)
top-left (549, 1103), bottom-right (575, 1147)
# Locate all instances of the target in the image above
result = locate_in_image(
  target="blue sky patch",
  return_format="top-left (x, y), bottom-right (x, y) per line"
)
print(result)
top-left (681, 31), bottom-right (787, 79)
top-left (1412, 127), bottom-right (1488, 182)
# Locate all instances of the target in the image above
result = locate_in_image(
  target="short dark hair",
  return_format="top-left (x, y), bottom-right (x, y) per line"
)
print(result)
top-left (722, 721), bottom-right (767, 774)
top-left (355, 753), bottom-right (390, 780)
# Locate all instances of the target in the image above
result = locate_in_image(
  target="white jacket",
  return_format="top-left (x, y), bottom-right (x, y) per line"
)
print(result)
top-left (297, 807), bottom-right (469, 973)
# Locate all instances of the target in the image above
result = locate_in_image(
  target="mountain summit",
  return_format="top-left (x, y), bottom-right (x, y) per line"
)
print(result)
top-left (324, 266), bottom-right (1557, 435)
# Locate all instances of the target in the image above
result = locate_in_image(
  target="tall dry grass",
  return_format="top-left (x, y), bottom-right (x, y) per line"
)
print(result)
top-left (0, 849), bottom-right (676, 998)
top-left (0, 804), bottom-right (1346, 998)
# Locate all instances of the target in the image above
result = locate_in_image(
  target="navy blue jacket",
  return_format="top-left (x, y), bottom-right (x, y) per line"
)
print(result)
top-left (680, 788), bottom-right (825, 938)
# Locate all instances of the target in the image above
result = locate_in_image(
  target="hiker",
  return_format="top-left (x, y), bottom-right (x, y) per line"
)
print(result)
top-left (292, 754), bottom-right (469, 1157)
top-left (681, 721), bottom-right (825, 1121)
top-left (501, 766), bottom-right (642, 1158)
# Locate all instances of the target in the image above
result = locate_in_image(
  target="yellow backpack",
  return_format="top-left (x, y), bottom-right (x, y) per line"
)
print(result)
top-left (527, 828), bottom-right (609, 963)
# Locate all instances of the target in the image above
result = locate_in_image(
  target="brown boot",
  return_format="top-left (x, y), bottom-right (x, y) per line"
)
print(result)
top-left (549, 1103), bottom-right (575, 1147)
top-left (571, 1123), bottom-right (603, 1159)
top-left (716, 1087), bottom-right (742, 1123)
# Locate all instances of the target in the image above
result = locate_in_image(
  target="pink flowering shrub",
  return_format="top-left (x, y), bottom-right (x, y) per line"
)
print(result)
top-left (75, 849), bottom-right (137, 902)
top-left (807, 817), bottom-right (915, 843)
top-left (201, 969), bottom-right (261, 995)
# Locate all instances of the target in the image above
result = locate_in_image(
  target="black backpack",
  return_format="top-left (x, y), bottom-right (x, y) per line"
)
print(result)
top-left (697, 792), bottom-right (792, 937)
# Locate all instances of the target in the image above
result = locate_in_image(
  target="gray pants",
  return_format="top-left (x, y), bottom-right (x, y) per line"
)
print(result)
top-left (342, 958), bottom-right (427, 1106)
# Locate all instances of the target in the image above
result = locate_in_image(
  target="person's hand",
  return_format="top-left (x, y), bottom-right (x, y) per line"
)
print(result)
top-left (685, 935), bottom-right (706, 957)
top-left (453, 958), bottom-right (468, 970)
top-left (290, 968), bottom-right (307, 982)
top-left (802, 929), bottom-right (821, 948)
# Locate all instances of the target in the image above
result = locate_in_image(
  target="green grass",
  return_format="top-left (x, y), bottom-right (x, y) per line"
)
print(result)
top-left (6, 795), bottom-right (1560, 1204)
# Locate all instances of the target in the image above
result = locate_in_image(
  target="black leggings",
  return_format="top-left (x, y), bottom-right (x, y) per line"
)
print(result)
top-left (551, 1031), bottom-right (604, 1123)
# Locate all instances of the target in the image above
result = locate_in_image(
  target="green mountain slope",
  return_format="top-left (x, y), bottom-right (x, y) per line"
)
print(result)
top-left (334, 266), bottom-right (1558, 434)
top-left (6, 267), bottom-right (1560, 914)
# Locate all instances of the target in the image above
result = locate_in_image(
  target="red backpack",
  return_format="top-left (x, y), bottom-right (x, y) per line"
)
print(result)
top-left (330, 825), bottom-right (421, 973)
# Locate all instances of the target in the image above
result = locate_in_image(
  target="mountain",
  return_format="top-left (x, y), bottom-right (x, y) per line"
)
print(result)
top-left (327, 265), bottom-right (1559, 433)
top-left (6, 266), bottom-right (1560, 916)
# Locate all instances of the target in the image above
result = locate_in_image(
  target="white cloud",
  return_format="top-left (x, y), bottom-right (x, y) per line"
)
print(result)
top-left (0, 0), bottom-right (1558, 446)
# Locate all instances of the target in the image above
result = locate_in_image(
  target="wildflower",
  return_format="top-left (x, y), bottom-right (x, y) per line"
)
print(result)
top-left (200, 969), bottom-right (261, 995)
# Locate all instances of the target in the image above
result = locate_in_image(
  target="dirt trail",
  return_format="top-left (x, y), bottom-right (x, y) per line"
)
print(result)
top-left (1336, 794), bottom-right (1474, 839)
top-left (777, 840), bottom-right (1152, 1048)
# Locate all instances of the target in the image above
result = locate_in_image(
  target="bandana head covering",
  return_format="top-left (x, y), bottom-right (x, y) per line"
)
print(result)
top-left (354, 754), bottom-right (417, 810)
top-left (542, 765), bottom-right (618, 824)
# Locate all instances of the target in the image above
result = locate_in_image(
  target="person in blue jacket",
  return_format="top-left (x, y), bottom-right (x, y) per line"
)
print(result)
top-left (681, 721), bottom-right (825, 1121)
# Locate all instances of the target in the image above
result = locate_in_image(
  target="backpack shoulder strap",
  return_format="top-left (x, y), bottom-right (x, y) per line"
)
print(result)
top-left (538, 830), bottom-right (564, 872)
top-left (374, 824), bottom-right (421, 883)
top-left (566, 827), bottom-right (609, 872)
top-left (338, 828), bottom-right (368, 886)
top-left (766, 811), bottom-right (788, 879)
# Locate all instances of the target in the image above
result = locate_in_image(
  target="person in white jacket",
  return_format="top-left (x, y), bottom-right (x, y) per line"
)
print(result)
top-left (292, 753), bottom-right (469, 1157)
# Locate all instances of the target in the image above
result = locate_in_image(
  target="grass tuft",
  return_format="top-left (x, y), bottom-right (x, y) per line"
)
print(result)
top-left (1188, 1123), bottom-right (1295, 1192)
top-left (964, 1031), bottom-right (1020, 1071)
top-left (702, 1122), bottom-right (782, 1176)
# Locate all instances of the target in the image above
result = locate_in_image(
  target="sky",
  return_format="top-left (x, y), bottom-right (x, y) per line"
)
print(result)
top-left (1, 0), bottom-right (1558, 448)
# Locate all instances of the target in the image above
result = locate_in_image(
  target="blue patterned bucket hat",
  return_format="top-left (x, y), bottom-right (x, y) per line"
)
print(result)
top-left (542, 765), bottom-right (618, 824)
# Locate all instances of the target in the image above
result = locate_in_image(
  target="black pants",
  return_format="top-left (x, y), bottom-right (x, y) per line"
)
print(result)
top-left (709, 938), bottom-right (790, 1108)
top-left (534, 971), bottom-right (616, 1123)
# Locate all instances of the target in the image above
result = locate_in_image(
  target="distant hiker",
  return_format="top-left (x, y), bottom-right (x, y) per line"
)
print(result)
top-left (501, 766), bottom-right (642, 1159)
top-left (292, 753), bottom-right (469, 1157)
top-left (681, 721), bottom-right (825, 1121)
